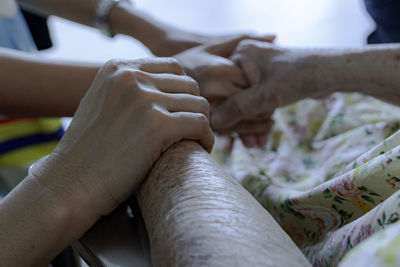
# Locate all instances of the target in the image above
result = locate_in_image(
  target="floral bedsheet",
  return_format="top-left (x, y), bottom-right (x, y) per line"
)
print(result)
top-left (214, 92), bottom-right (400, 266)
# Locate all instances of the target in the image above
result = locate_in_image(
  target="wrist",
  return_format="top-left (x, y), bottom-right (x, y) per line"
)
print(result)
top-left (109, 3), bottom-right (165, 52)
top-left (270, 50), bottom-right (329, 103)
top-left (30, 153), bottom-right (103, 232)
top-left (109, 3), bottom-right (205, 56)
top-left (304, 49), bottom-right (374, 97)
top-left (24, 174), bottom-right (81, 238)
top-left (289, 51), bottom-right (342, 100)
top-left (0, 174), bottom-right (86, 265)
top-left (109, 1), bottom-right (139, 36)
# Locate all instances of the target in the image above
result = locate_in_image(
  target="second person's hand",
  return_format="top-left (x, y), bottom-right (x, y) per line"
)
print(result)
top-left (174, 34), bottom-right (275, 148)
top-left (211, 40), bottom-right (326, 147)
top-left (31, 58), bottom-right (214, 229)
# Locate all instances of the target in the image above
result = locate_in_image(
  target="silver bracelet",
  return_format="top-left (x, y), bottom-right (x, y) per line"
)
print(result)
top-left (95, 0), bottom-right (128, 37)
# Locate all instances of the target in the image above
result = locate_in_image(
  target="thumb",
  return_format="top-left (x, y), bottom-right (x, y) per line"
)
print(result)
top-left (211, 86), bottom-right (275, 131)
top-left (206, 34), bottom-right (276, 58)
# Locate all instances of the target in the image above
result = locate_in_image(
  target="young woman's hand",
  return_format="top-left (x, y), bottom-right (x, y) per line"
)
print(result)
top-left (31, 58), bottom-right (214, 224)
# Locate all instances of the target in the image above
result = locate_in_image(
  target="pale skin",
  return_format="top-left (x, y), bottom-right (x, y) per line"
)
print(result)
top-left (0, 1), bottom-right (272, 264)
top-left (0, 48), bottom-right (99, 116)
top-left (1, 0), bottom-right (275, 120)
top-left (212, 40), bottom-right (400, 147)
top-left (0, 35), bottom-right (273, 117)
top-left (7, 3), bottom-right (399, 265)
top-left (16, 0), bottom-right (275, 109)
top-left (0, 58), bottom-right (215, 266)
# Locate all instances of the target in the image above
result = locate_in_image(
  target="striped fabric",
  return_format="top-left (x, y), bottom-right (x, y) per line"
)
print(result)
top-left (0, 1), bottom-right (64, 169)
top-left (0, 118), bottom-right (64, 167)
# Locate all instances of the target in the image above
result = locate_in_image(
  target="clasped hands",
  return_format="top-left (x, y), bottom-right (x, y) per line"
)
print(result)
top-left (177, 37), bottom-right (321, 148)
top-left (32, 36), bottom-right (318, 223)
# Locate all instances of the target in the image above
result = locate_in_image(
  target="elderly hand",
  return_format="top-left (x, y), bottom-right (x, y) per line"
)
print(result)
top-left (31, 58), bottom-right (214, 222)
top-left (175, 35), bottom-right (275, 147)
top-left (211, 40), bottom-right (325, 146)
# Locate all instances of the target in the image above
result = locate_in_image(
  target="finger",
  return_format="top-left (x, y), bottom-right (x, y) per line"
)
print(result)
top-left (168, 112), bottom-right (215, 153)
top-left (239, 134), bottom-right (257, 148)
top-left (163, 94), bottom-right (210, 118)
top-left (211, 87), bottom-right (273, 131)
top-left (231, 51), bottom-right (261, 87)
top-left (218, 119), bottom-right (273, 135)
top-left (204, 81), bottom-right (245, 104)
top-left (206, 56), bottom-right (249, 88)
top-left (136, 58), bottom-right (185, 75)
top-left (263, 35), bottom-right (276, 43)
top-left (145, 73), bottom-right (200, 96)
top-left (206, 34), bottom-right (276, 57)
top-left (197, 58), bottom-right (249, 102)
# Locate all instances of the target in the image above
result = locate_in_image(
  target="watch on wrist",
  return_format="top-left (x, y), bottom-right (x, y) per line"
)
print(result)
top-left (95, 0), bottom-right (130, 37)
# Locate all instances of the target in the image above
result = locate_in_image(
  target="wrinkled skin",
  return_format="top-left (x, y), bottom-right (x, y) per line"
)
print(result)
top-left (212, 40), bottom-right (400, 144)
top-left (212, 40), bottom-right (321, 133)
top-left (137, 141), bottom-right (311, 267)
top-left (175, 36), bottom-right (275, 148)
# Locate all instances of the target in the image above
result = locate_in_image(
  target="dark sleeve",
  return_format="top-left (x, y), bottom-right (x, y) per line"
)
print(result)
top-left (364, 0), bottom-right (400, 44)
top-left (20, 9), bottom-right (53, 50)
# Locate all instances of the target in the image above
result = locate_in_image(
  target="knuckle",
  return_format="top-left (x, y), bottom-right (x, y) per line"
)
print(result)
top-left (183, 75), bottom-right (198, 86)
top-left (183, 76), bottom-right (200, 94)
top-left (196, 113), bottom-right (210, 129)
top-left (104, 59), bottom-right (120, 72)
top-left (162, 57), bottom-right (184, 73)
top-left (198, 97), bottom-right (210, 113)
top-left (163, 57), bottom-right (180, 65)
top-left (111, 70), bottom-right (137, 89)
top-left (111, 70), bottom-right (152, 97)
top-left (115, 69), bottom-right (145, 85)
top-left (119, 69), bottom-right (137, 80)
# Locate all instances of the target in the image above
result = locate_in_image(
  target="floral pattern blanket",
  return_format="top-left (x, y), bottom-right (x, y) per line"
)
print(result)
top-left (214, 92), bottom-right (400, 267)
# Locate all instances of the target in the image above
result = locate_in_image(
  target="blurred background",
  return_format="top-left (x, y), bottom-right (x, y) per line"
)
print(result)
top-left (39, 0), bottom-right (375, 63)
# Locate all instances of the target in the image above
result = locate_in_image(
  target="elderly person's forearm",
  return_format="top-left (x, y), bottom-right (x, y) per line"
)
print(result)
top-left (307, 44), bottom-right (400, 105)
top-left (212, 42), bottom-right (400, 132)
top-left (137, 141), bottom-right (310, 267)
